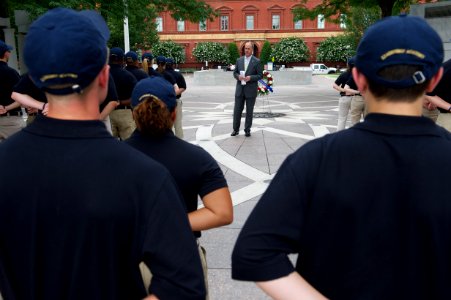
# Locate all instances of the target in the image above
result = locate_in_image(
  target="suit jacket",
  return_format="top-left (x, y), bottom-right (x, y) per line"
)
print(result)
top-left (233, 55), bottom-right (263, 98)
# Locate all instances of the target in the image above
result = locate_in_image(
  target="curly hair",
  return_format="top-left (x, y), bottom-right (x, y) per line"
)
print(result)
top-left (133, 96), bottom-right (174, 137)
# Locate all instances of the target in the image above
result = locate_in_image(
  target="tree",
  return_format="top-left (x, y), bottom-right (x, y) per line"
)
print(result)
top-left (5, 0), bottom-right (216, 48)
top-left (292, 0), bottom-right (428, 20)
top-left (271, 37), bottom-right (309, 64)
top-left (152, 40), bottom-right (186, 64)
top-left (344, 6), bottom-right (381, 48)
top-left (316, 35), bottom-right (355, 63)
top-left (259, 41), bottom-right (272, 67)
top-left (227, 42), bottom-right (240, 64)
top-left (192, 42), bottom-right (229, 64)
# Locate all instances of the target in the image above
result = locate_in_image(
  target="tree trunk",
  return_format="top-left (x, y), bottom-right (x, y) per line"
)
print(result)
top-left (378, 0), bottom-right (396, 18)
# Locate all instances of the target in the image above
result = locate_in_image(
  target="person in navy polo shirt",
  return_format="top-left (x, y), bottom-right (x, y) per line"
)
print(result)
top-left (0, 8), bottom-right (205, 300)
top-left (0, 40), bottom-right (24, 140)
top-left (232, 15), bottom-right (451, 299)
top-left (126, 76), bottom-right (233, 299)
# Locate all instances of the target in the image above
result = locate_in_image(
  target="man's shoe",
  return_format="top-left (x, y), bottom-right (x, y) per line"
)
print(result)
top-left (231, 131), bottom-right (239, 136)
top-left (245, 132), bottom-right (251, 137)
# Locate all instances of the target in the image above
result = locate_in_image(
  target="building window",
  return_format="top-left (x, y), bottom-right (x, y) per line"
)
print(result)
top-left (156, 17), bottom-right (163, 32)
top-left (294, 20), bottom-right (303, 29)
top-left (246, 15), bottom-right (254, 30)
top-left (199, 19), bottom-right (207, 31)
top-left (220, 15), bottom-right (229, 31)
top-left (317, 14), bottom-right (325, 29)
top-left (340, 14), bottom-right (347, 29)
top-left (177, 20), bottom-right (185, 32)
top-left (272, 14), bottom-right (280, 30)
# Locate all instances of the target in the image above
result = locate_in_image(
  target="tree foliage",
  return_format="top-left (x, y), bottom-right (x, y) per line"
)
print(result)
top-left (259, 41), bottom-right (272, 66)
top-left (271, 37), bottom-right (309, 64)
top-left (4, 0), bottom-right (216, 48)
top-left (292, 0), bottom-right (429, 20)
top-left (227, 42), bottom-right (240, 64)
top-left (316, 35), bottom-right (355, 63)
top-left (152, 40), bottom-right (186, 64)
top-left (192, 42), bottom-right (229, 64)
top-left (344, 6), bottom-right (381, 48)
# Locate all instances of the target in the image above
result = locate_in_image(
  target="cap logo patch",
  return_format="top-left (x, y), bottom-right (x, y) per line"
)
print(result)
top-left (40, 73), bottom-right (78, 82)
top-left (381, 48), bottom-right (425, 60)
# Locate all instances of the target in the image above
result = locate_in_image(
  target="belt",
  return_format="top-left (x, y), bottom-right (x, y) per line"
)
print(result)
top-left (27, 113), bottom-right (38, 116)
top-left (0, 111), bottom-right (23, 117)
top-left (115, 105), bottom-right (132, 110)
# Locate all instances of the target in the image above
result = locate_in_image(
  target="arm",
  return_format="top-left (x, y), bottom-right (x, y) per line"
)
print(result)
top-left (333, 82), bottom-right (344, 93)
top-left (173, 83), bottom-right (181, 96)
top-left (257, 272), bottom-right (328, 300)
top-left (99, 100), bottom-right (119, 120)
top-left (425, 95), bottom-right (451, 111)
top-left (343, 84), bottom-right (360, 96)
top-left (11, 91), bottom-right (46, 110)
top-left (247, 58), bottom-right (263, 82)
top-left (1, 99), bottom-right (21, 112)
top-left (188, 187), bottom-right (233, 231)
top-left (233, 58), bottom-right (241, 81)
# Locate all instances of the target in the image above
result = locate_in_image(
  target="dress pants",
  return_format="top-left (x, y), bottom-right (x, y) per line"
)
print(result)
top-left (337, 95), bottom-right (352, 131)
top-left (233, 95), bottom-right (256, 133)
top-left (350, 95), bottom-right (366, 125)
top-left (174, 99), bottom-right (183, 139)
top-left (109, 109), bottom-right (135, 140)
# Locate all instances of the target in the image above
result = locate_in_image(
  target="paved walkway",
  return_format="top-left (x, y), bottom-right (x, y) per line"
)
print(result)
top-left (181, 74), bottom-right (340, 299)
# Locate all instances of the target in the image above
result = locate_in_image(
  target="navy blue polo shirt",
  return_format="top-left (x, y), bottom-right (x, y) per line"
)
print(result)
top-left (125, 65), bottom-right (149, 82)
top-left (0, 61), bottom-right (21, 113)
top-left (126, 129), bottom-right (228, 237)
top-left (233, 113), bottom-right (451, 299)
top-left (0, 115), bottom-right (205, 300)
top-left (109, 63), bottom-right (137, 101)
top-left (166, 67), bottom-right (187, 99)
top-left (334, 70), bottom-right (351, 96)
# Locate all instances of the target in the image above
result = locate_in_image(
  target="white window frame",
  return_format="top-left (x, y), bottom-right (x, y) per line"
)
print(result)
top-left (294, 20), bottom-right (303, 29)
top-left (199, 19), bottom-right (207, 31)
top-left (177, 19), bottom-right (185, 32)
top-left (317, 14), bottom-right (325, 29)
top-left (220, 15), bottom-right (229, 31)
top-left (340, 14), bottom-right (347, 29)
top-left (272, 14), bottom-right (280, 30)
top-left (246, 15), bottom-right (254, 30)
top-left (156, 17), bottom-right (163, 32)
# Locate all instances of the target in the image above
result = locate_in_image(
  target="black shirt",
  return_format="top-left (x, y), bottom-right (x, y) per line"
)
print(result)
top-left (126, 130), bottom-right (228, 238)
top-left (334, 71), bottom-right (351, 96)
top-left (109, 64), bottom-right (137, 101)
top-left (0, 116), bottom-right (205, 300)
top-left (0, 61), bottom-right (21, 113)
top-left (233, 113), bottom-right (451, 299)
top-left (166, 67), bottom-right (187, 99)
top-left (125, 65), bottom-right (149, 82)
top-left (13, 73), bottom-right (47, 103)
top-left (99, 73), bottom-right (119, 112)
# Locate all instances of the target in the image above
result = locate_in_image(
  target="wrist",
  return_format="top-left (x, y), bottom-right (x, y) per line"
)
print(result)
top-left (448, 106), bottom-right (451, 112)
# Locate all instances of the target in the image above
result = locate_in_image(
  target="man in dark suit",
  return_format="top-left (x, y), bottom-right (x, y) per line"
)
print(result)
top-left (231, 41), bottom-right (263, 137)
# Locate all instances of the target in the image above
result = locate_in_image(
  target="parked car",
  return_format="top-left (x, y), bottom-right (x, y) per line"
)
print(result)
top-left (310, 63), bottom-right (337, 75)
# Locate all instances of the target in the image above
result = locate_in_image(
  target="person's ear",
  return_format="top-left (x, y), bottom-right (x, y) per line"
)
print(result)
top-left (98, 64), bottom-right (110, 89)
top-left (426, 66), bottom-right (443, 93)
top-left (352, 67), bottom-right (368, 95)
top-left (171, 109), bottom-right (177, 122)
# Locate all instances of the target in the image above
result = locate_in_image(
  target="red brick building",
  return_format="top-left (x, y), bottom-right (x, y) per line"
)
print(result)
top-left (156, 0), bottom-right (344, 68)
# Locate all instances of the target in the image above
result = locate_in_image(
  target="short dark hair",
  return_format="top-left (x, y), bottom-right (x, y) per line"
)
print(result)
top-left (367, 65), bottom-right (430, 102)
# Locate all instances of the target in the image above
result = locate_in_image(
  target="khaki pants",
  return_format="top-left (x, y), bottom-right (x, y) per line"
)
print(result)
top-left (174, 99), bottom-right (184, 139)
top-left (0, 116), bottom-right (25, 141)
top-left (109, 109), bottom-right (135, 140)
top-left (350, 95), bottom-right (366, 125)
top-left (437, 112), bottom-right (451, 131)
top-left (140, 242), bottom-right (209, 299)
top-left (422, 107), bottom-right (439, 122)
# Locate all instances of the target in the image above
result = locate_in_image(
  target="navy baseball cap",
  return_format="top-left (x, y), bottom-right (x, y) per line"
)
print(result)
top-left (142, 52), bottom-right (153, 61)
top-left (156, 55), bottom-right (166, 64)
top-left (355, 14), bottom-right (443, 88)
top-left (166, 57), bottom-right (174, 65)
top-left (125, 51), bottom-right (138, 62)
top-left (24, 8), bottom-right (109, 95)
top-left (0, 40), bottom-right (13, 54)
top-left (110, 47), bottom-right (125, 59)
top-left (347, 56), bottom-right (356, 66)
top-left (132, 77), bottom-right (176, 110)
